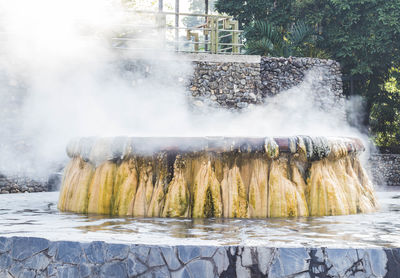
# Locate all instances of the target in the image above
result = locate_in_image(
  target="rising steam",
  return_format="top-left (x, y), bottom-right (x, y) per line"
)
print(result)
top-left (0, 0), bottom-right (366, 178)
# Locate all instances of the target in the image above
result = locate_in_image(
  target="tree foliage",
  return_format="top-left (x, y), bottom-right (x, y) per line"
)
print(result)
top-left (215, 0), bottom-right (295, 30)
top-left (244, 20), bottom-right (327, 58)
top-left (216, 0), bottom-right (400, 148)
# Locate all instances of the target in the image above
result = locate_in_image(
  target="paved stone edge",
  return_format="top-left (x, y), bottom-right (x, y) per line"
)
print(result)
top-left (0, 236), bottom-right (398, 277)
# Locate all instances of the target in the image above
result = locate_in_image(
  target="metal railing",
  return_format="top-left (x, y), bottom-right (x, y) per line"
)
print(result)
top-left (111, 10), bottom-right (243, 54)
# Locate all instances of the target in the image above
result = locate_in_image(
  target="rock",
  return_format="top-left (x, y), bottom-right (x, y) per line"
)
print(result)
top-left (11, 237), bottom-right (49, 261)
top-left (24, 253), bottom-right (51, 271)
top-left (237, 102), bottom-right (249, 109)
top-left (187, 260), bottom-right (215, 278)
top-left (55, 241), bottom-right (84, 264)
top-left (106, 244), bottom-right (129, 261)
top-left (178, 246), bottom-right (201, 264)
top-left (100, 262), bottom-right (128, 278)
top-left (212, 248), bottom-right (229, 275)
top-left (84, 241), bottom-right (106, 264)
top-left (147, 248), bottom-right (164, 267)
top-left (193, 100), bottom-right (204, 107)
top-left (160, 247), bottom-right (181, 270)
top-left (171, 267), bottom-right (191, 278)
top-left (127, 253), bottom-right (148, 276)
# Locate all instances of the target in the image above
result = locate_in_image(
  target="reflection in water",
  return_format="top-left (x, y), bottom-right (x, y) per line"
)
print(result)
top-left (0, 191), bottom-right (399, 248)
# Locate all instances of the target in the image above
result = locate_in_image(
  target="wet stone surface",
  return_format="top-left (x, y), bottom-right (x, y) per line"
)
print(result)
top-left (0, 236), bottom-right (398, 278)
top-left (1, 192), bottom-right (400, 276)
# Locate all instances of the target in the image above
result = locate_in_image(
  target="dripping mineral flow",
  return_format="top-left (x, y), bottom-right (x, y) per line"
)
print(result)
top-left (58, 136), bottom-right (378, 218)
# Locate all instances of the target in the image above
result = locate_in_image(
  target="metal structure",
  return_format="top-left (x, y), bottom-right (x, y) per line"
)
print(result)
top-left (111, 10), bottom-right (243, 54)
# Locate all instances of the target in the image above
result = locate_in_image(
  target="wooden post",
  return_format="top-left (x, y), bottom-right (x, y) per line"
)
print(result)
top-left (158, 0), bottom-right (163, 11)
top-left (204, 0), bottom-right (209, 52)
top-left (175, 0), bottom-right (179, 51)
top-left (215, 17), bottom-right (219, 54)
top-left (232, 20), bottom-right (239, 53)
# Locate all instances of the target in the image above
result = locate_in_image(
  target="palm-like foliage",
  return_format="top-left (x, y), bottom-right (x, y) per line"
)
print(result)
top-left (245, 21), bottom-right (283, 56)
top-left (244, 20), bottom-right (328, 58)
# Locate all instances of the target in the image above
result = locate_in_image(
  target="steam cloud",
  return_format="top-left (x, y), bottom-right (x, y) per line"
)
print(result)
top-left (0, 0), bottom-right (367, 179)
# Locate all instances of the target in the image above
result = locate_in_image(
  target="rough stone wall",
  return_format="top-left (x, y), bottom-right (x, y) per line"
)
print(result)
top-left (190, 61), bottom-right (263, 108)
top-left (0, 175), bottom-right (47, 194)
top-left (0, 173), bottom-right (61, 194)
top-left (260, 57), bottom-right (342, 97)
top-left (369, 154), bottom-right (400, 186)
top-left (188, 54), bottom-right (344, 109)
top-left (0, 236), bottom-right (397, 278)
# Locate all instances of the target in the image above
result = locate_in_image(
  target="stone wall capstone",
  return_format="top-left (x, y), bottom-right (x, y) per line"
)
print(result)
top-left (0, 236), bottom-right (398, 278)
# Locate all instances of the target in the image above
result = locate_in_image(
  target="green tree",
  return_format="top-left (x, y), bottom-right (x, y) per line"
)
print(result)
top-left (216, 0), bottom-right (400, 148)
top-left (244, 20), bottom-right (327, 58)
top-left (215, 0), bottom-right (295, 30)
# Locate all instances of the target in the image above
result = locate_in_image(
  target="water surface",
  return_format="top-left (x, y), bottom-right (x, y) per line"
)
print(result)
top-left (0, 191), bottom-right (399, 248)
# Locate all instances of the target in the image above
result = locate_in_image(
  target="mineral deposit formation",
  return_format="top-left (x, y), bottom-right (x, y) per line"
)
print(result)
top-left (58, 136), bottom-right (377, 218)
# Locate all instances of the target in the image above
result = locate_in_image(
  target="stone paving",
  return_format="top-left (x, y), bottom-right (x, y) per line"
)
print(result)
top-left (0, 237), bottom-right (399, 277)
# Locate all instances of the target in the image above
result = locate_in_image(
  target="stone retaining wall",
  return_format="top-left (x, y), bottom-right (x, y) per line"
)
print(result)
top-left (369, 154), bottom-right (400, 186)
top-left (0, 173), bottom-right (61, 194)
top-left (188, 54), bottom-right (343, 109)
top-left (0, 236), bottom-right (398, 278)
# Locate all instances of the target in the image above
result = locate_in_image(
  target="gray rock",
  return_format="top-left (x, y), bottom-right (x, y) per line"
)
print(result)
top-left (361, 249), bottom-right (387, 277)
top-left (237, 102), bottom-right (248, 109)
top-left (200, 246), bottom-right (217, 258)
top-left (127, 253), bottom-right (148, 276)
top-left (55, 241), bottom-right (83, 264)
top-left (106, 244), bottom-right (129, 261)
top-left (0, 270), bottom-right (12, 278)
top-left (193, 100), bottom-right (204, 107)
top-left (269, 248), bottom-right (309, 277)
top-left (9, 262), bottom-right (24, 278)
top-left (19, 269), bottom-right (36, 278)
top-left (79, 264), bottom-right (91, 278)
top-left (187, 260), bottom-right (215, 278)
top-left (84, 241), bottom-right (106, 264)
top-left (0, 253), bottom-right (12, 269)
top-left (24, 252), bottom-right (50, 271)
top-left (212, 248), bottom-right (229, 275)
top-left (57, 265), bottom-right (79, 278)
top-left (241, 247), bottom-right (253, 267)
top-left (11, 237), bottom-right (49, 261)
top-left (160, 246), bottom-right (181, 270)
top-left (257, 247), bottom-right (276, 275)
top-left (100, 261), bottom-right (128, 278)
top-left (0, 238), bottom-right (11, 253)
top-left (236, 258), bottom-right (251, 277)
top-left (130, 245), bottom-right (150, 262)
top-left (147, 248), bottom-right (165, 267)
top-left (177, 246), bottom-right (201, 264)
top-left (171, 267), bottom-right (191, 278)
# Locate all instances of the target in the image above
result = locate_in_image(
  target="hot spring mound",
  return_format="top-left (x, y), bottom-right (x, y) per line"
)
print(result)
top-left (58, 136), bottom-right (377, 218)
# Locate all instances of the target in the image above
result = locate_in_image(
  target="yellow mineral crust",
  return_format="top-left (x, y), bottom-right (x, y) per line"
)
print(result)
top-left (58, 137), bottom-right (378, 218)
